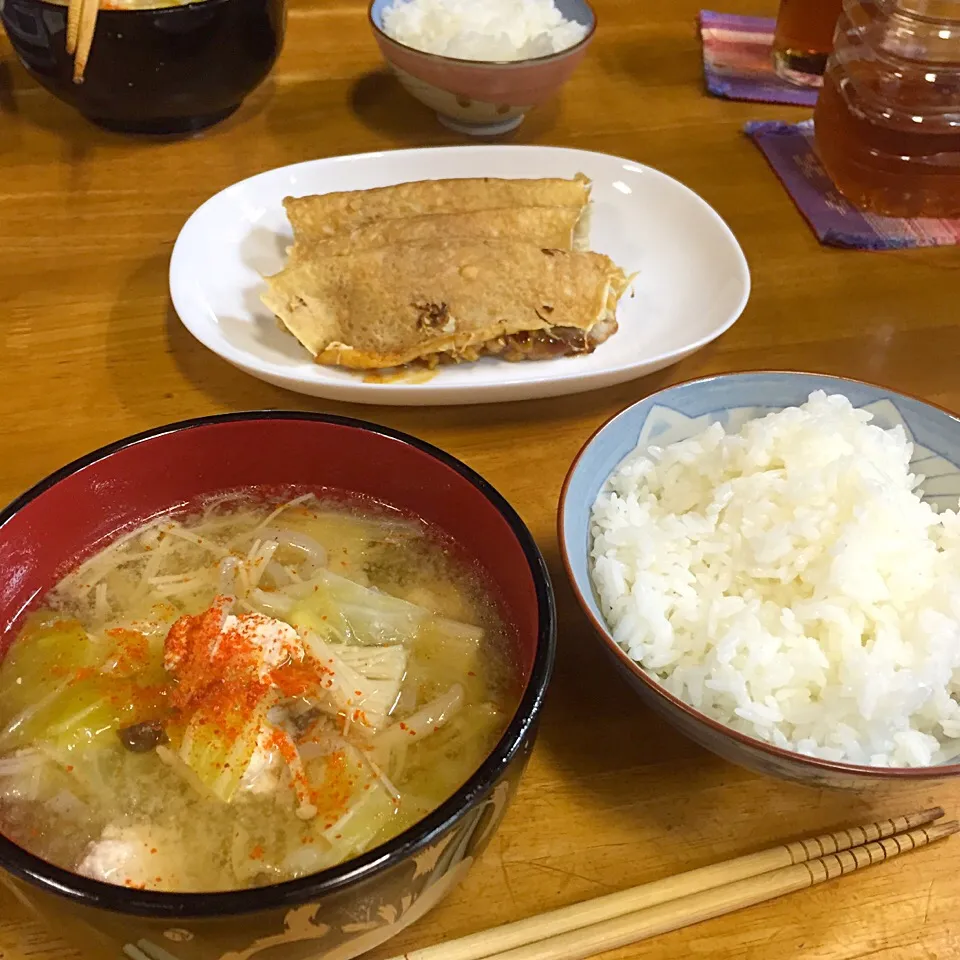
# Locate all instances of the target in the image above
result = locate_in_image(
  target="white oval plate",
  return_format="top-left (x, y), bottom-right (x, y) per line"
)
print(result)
top-left (169, 146), bottom-right (750, 406)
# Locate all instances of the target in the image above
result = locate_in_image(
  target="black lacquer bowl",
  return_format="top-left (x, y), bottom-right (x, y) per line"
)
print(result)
top-left (0, 412), bottom-right (556, 960)
top-left (1, 0), bottom-right (285, 133)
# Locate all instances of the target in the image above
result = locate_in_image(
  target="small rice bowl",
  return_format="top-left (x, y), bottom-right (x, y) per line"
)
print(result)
top-left (590, 391), bottom-right (960, 768)
top-left (381, 0), bottom-right (590, 62)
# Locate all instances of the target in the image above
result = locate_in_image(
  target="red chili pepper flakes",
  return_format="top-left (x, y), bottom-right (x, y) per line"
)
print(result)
top-left (467, 671), bottom-right (476, 677)
top-left (155, 876), bottom-right (163, 884)
top-left (270, 660), bottom-right (330, 698)
top-left (150, 848), bottom-right (158, 854)
top-left (267, 727), bottom-right (325, 814)
top-left (105, 628), bottom-right (152, 677)
top-left (399, 722), bottom-right (408, 731)
top-left (163, 598), bottom-right (284, 747)
top-left (65, 765), bottom-right (74, 773)
top-left (299, 749), bottom-right (357, 823)
top-left (250, 845), bottom-right (265, 860)
top-left (161, 598), bottom-right (367, 821)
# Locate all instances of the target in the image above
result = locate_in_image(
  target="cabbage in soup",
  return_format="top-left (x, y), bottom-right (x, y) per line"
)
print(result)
top-left (0, 492), bottom-right (518, 892)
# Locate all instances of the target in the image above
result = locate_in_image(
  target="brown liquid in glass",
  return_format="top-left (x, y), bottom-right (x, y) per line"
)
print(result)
top-left (774, 0), bottom-right (846, 57)
top-left (814, 0), bottom-right (960, 223)
top-left (773, 0), bottom-right (845, 83)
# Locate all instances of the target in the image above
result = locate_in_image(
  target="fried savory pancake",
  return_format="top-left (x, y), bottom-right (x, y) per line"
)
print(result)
top-left (283, 175), bottom-right (591, 241)
top-left (261, 240), bottom-right (629, 370)
top-left (286, 206), bottom-right (588, 263)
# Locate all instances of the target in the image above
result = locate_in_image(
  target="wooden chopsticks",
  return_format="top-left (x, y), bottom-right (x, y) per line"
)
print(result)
top-left (389, 808), bottom-right (953, 960)
top-left (65, 0), bottom-right (98, 84)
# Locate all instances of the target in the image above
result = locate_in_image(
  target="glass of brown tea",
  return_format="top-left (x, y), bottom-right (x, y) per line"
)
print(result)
top-left (772, 0), bottom-right (845, 87)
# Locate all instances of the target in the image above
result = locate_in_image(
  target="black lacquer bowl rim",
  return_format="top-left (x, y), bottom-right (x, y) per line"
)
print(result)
top-left (5, 0), bottom-right (259, 18)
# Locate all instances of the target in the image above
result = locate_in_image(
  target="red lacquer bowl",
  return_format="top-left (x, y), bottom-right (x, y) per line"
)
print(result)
top-left (0, 412), bottom-right (555, 960)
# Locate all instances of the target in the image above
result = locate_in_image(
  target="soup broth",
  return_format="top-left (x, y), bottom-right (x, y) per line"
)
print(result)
top-left (0, 491), bottom-right (519, 892)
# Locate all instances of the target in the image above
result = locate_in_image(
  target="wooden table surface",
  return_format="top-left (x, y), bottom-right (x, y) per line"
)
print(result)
top-left (3, 0), bottom-right (960, 957)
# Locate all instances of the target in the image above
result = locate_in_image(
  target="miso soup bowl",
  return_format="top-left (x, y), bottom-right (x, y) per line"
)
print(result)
top-left (0, 412), bottom-right (556, 960)
top-left (559, 371), bottom-right (960, 791)
top-left (1, 0), bottom-right (285, 134)
top-left (368, 0), bottom-right (596, 137)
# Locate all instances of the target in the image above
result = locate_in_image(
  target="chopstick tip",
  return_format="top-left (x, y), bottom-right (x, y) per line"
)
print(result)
top-left (925, 819), bottom-right (959, 842)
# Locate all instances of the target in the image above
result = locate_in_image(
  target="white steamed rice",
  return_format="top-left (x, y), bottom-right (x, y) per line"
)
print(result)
top-left (590, 391), bottom-right (960, 768)
top-left (381, 0), bottom-right (589, 62)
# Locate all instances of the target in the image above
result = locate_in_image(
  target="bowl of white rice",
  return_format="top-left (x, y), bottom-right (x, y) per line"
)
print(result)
top-left (368, 0), bottom-right (595, 136)
top-left (559, 372), bottom-right (960, 788)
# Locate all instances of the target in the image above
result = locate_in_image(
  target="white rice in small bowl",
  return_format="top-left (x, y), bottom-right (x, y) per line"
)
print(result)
top-left (381, 0), bottom-right (590, 61)
top-left (590, 390), bottom-right (960, 769)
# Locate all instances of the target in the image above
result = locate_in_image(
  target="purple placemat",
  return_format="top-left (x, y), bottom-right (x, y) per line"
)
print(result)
top-left (699, 10), bottom-right (819, 106)
top-left (745, 119), bottom-right (960, 249)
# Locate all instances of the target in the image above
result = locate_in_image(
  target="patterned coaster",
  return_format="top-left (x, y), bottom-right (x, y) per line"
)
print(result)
top-left (745, 120), bottom-right (960, 249)
top-left (699, 10), bottom-right (819, 107)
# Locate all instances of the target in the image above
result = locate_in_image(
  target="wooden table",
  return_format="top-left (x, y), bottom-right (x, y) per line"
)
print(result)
top-left (3, 0), bottom-right (960, 957)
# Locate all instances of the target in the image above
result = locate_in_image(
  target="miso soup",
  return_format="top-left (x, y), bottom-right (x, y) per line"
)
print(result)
top-left (0, 491), bottom-right (519, 892)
